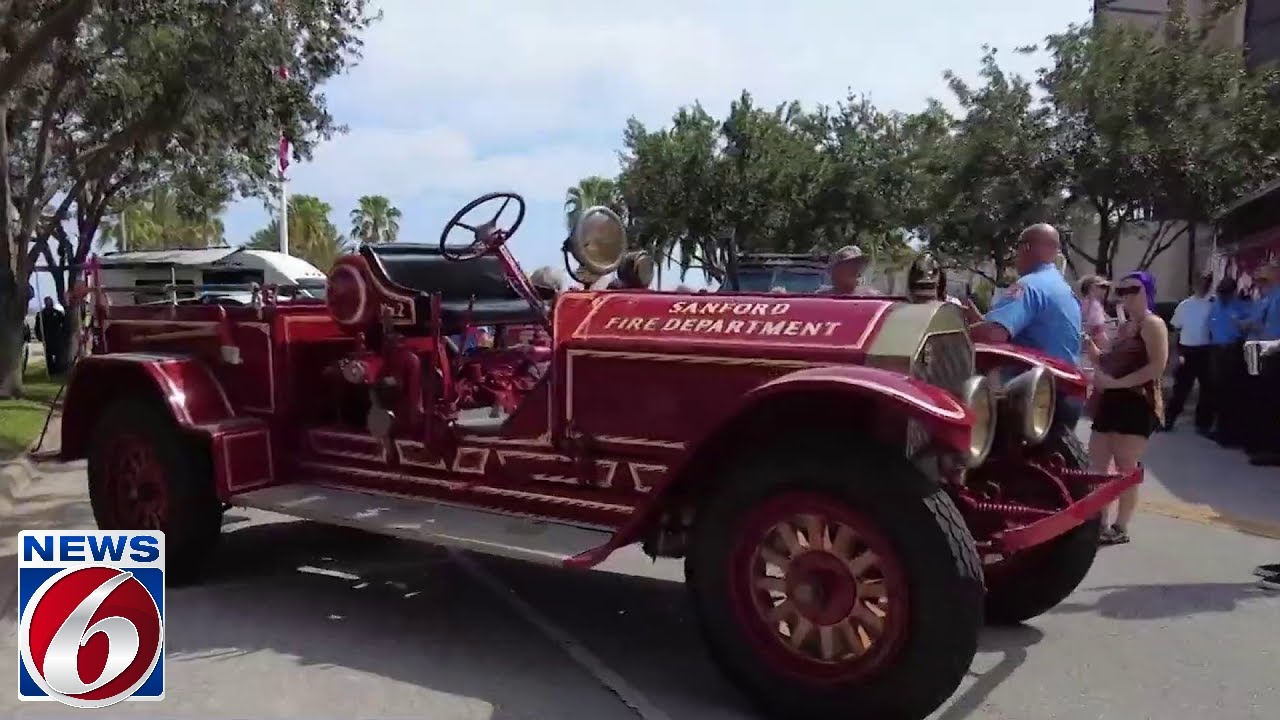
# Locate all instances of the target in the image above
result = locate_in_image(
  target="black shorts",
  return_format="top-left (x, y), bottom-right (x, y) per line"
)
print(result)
top-left (1091, 389), bottom-right (1159, 437)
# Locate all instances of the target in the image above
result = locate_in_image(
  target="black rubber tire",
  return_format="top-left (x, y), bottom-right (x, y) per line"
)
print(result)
top-left (88, 399), bottom-right (223, 585)
top-left (983, 424), bottom-right (1102, 625)
top-left (686, 437), bottom-right (984, 720)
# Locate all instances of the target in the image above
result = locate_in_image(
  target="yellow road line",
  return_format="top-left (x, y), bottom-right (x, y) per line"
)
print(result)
top-left (1139, 498), bottom-right (1280, 540)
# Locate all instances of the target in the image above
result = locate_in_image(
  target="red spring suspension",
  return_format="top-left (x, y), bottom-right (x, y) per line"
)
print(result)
top-left (964, 499), bottom-right (1055, 519)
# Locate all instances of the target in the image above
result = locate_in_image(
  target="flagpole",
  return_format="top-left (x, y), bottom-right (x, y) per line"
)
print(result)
top-left (279, 169), bottom-right (289, 256)
top-left (276, 0), bottom-right (290, 257)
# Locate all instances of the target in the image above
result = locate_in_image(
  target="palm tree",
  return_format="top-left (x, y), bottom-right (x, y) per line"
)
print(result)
top-left (247, 194), bottom-right (349, 271)
top-left (349, 195), bottom-right (402, 245)
top-left (98, 187), bottom-right (226, 252)
top-left (564, 176), bottom-right (623, 233)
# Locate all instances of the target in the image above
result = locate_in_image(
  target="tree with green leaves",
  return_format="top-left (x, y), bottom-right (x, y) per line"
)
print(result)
top-left (0, 0), bottom-right (94, 97)
top-left (617, 103), bottom-right (728, 283)
top-left (615, 91), bottom-right (946, 286)
top-left (1038, 0), bottom-right (1280, 276)
top-left (248, 194), bottom-right (349, 271)
top-left (0, 0), bottom-right (377, 396)
top-left (921, 48), bottom-right (1061, 283)
top-left (349, 194), bottom-right (401, 245)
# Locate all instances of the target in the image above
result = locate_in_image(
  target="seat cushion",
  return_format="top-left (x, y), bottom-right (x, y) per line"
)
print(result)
top-left (361, 244), bottom-right (543, 331)
top-left (365, 244), bottom-right (515, 300)
top-left (440, 298), bottom-right (540, 329)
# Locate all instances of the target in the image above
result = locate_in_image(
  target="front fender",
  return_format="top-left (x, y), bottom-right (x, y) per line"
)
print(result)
top-left (563, 364), bottom-right (975, 570)
top-left (975, 342), bottom-right (1088, 398)
top-left (61, 352), bottom-right (236, 460)
top-left (62, 352), bottom-right (273, 500)
top-left (743, 365), bottom-right (974, 453)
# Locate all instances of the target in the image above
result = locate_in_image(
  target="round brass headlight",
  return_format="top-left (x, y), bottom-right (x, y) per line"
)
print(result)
top-left (959, 375), bottom-right (996, 468)
top-left (1003, 365), bottom-right (1056, 444)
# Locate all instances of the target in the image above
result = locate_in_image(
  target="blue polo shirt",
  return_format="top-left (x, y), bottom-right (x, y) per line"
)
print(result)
top-left (1247, 287), bottom-right (1280, 340)
top-left (985, 263), bottom-right (1082, 365)
top-left (1208, 296), bottom-right (1250, 345)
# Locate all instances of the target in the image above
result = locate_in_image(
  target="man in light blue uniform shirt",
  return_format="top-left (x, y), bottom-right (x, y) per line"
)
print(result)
top-left (1245, 264), bottom-right (1280, 341)
top-left (967, 223), bottom-right (1084, 425)
top-left (1241, 263), bottom-right (1280, 466)
top-left (1206, 276), bottom-right (1251, 447)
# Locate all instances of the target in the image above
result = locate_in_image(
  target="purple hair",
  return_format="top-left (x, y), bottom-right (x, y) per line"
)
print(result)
top-left (1120, 270), bottom-right (1157, 311)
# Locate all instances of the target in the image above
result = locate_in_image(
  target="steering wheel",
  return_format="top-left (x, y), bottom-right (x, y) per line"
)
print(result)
top-left (439, 192), bottom-right (527, 262)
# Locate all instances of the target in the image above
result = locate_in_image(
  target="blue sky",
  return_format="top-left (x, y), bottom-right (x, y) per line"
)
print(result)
top-left (32, 0), bottom-right (1092, 305)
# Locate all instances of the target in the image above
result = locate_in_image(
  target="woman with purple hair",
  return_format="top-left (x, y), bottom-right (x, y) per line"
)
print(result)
top-left (1081, 270), bottom-right (1169, 545)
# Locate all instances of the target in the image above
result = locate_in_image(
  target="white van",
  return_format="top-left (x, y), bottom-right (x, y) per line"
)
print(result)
top-left (97, 247), bottom-right (328, 306)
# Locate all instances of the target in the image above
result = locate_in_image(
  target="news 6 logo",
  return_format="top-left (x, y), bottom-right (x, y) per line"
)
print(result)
top-left (18, 530), bottom-right (165, 708)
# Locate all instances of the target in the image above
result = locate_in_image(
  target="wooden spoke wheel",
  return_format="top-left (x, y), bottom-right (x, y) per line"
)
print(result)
top-left (88, 399), bottom-right (222, 585)
top-left (686, 438), bottom-right (984, 720)
top-left (101, 433), bottom-right (169, 531)
top-left (728, 494), bottom-right (909, 681)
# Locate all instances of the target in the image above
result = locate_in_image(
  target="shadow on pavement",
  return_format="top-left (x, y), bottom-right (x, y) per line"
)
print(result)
top-left (1051, 582), bottom-right (1270, 620)
top-left (470, 553), bottom-right (752, 719)
top-left (936, 625), bottom-right (1044, 720)
top-left (1139, 430), bottom-right (1280, 534)
top-left (171, 520), bottom-right (749, 720)
top-left (0, 488), bottom-right (95, 543)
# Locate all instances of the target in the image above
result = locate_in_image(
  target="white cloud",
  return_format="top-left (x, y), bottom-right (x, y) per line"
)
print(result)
top-left (290, 126), bottom-right (618, 205)
top-left (228, 0), bottom-right (1092, 264)
top-left (335, 0), bottom-right (1089, 137)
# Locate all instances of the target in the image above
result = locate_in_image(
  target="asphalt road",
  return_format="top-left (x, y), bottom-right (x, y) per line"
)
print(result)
top-left (2, 436), bottom-right (1278, 720)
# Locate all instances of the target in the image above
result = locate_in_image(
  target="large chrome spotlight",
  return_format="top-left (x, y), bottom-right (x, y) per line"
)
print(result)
top-left (1001, 366), bottom-right (1056, 444)
top-left (959, 375), bottom-right (997, 468)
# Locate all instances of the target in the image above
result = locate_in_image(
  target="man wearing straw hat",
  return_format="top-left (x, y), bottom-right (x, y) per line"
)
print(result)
top-left (817, 245), bottom-right (880, 296)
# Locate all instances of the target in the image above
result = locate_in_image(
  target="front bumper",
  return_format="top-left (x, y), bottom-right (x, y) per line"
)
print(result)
top-left (984, 464), bottom-right (1144, 554)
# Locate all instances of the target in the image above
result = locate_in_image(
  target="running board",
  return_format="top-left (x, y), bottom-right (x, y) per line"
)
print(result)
top-left (230, 484), bottom-right (612, 567)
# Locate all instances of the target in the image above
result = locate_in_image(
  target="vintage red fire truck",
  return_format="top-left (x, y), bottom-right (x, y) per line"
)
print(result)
top-left (62, 192), bottom-right (1140, 720)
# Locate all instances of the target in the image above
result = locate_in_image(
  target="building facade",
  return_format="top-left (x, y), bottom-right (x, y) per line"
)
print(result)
top-left (1094, 0), bottom-right (1280, 68)
top-left (1091, 1), bottom-right (1280, 296)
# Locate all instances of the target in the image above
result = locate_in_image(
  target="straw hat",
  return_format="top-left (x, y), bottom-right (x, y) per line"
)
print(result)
top-left (1078, 275), bottom-right (1110, 294)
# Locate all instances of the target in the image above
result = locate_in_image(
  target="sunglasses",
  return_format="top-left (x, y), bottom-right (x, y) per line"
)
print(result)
top-left (1114, 286), bottom-right (1142, 296)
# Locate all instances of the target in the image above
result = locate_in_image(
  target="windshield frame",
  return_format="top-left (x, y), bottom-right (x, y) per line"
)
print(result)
top-left (730, 267), bottom-right (826, 294)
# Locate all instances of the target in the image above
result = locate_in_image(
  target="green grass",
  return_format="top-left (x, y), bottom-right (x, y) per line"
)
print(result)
top-left (0, 360), bottom-right (64, 459)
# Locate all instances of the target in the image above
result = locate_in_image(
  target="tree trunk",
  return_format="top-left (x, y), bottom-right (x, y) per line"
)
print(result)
top-left (725, 227), bottom-right (742, 291)
top-left (1095, 216), bottom-right (1115, 277)
top-left (1186, 223), bottom-right (1198, 289)
top-left (0, 293), bottom-right (27, 398)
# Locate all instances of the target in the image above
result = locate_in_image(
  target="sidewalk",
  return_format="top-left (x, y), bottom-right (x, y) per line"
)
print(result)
top-left (1078, 421), bottom-right (1280, 539)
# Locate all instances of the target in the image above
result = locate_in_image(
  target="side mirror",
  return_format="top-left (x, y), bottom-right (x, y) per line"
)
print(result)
top-left (567, 206), bottom-right (627, 276)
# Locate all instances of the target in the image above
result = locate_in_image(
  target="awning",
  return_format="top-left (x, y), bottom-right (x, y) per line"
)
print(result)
top-left (98, 247), bottom-right (241, 268)
top-left (1214, 177), bottom-right (1280, 222)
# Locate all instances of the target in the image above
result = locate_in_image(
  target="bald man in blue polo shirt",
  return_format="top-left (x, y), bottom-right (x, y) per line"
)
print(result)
top-left (967, 224), bottom-right (1084, 425)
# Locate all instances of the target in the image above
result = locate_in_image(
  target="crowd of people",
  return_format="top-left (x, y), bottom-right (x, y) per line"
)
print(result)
top-left (944, 225), bottom-right (1278, 582)
top-left (1162, 265), bottom-right (1280, 469)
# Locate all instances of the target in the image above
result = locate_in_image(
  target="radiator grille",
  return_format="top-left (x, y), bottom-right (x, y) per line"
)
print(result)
top-left (912, 331), bottom-right (974, 398)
